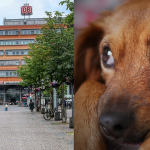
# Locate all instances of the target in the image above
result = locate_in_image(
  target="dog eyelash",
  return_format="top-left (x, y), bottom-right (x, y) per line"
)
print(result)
top-left (102, 46), bottom-right (114, 68)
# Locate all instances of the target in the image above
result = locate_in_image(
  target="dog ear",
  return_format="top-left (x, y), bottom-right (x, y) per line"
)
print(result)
top-left (74, 11), bottom-right (112, 93)
top-left (74, 80), bottom-right (107, 150)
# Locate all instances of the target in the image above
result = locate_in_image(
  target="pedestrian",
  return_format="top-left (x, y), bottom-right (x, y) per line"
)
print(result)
top-left (5, 103), bottom-right (8, 111)
top-left (64, 100), bottom-right (66, 108)
top-left (29, 100), bottom-right (34, 113)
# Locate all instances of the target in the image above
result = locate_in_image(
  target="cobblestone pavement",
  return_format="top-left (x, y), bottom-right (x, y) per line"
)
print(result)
top-left (0, 105), bottom-right (74, 150)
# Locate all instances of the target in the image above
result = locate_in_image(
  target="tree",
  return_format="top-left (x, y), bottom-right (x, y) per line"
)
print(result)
top-left (17, 3), bottom-right (74, 123)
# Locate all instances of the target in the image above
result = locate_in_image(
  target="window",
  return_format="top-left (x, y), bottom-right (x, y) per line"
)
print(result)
top-left (21, 41), bottom-right (23, 44)
top-left (21, 59), bottom-right (26, 65)
top-left (6, 72), bottom-right (8, 76)
top-left (1, 72), bottom-right (4, 77)
top-left (16, 51), bottom-right (19, 55)
top-left (0, 31), bottom-right (3, 35)
top-left (0, 41), bottom-right (3, 45)
top-left (24, 50), bottom-right (28, 55)
top-left (16, 31), bottom-right (19, 35)
top-left (9, 41), bottom-right (12, 45)
top-left (24, 30), bottom-right (27, 34)
top-left (9, 51), bottom-right (12, 55)
top-left (12, 31), bottom-right (15, 35)
top-left (5, 31), bottom-right (8, 35)
top-left (16, 61), bottom-right (19, 65)
top-left (16, 40), bottom-right (19, 44)
top-left (0, 50), bottom-right (4, 55)
top-left (12, 41), bottom-right (15, 45)
top-left (0, 61), bottom-right (4, 66)
top-left (21, 51), bottom-right (24, 55)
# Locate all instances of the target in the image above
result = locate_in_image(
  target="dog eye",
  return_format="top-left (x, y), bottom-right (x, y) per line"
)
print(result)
top-left (102, 46), bottom-right (114, 68)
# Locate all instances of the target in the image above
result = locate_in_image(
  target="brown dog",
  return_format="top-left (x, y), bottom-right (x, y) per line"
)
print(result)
top-left (75, 0), bottom-right (150, 150)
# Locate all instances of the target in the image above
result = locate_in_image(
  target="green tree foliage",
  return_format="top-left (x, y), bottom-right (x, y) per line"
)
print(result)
top-left (59, 0), bottom-right (74, 27)
top-left (17, 8), bottom-right (74, 87)
top-left (43, 11), bottom-right (74, 84)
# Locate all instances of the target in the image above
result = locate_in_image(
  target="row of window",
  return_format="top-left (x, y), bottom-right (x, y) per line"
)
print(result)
top-left (0, 29), bottom-right (41, 35)
top-left (20, 29), bottom-right (41, 35)
top-left (0, 30), bottom-right (19, 35)
top-left (0, 70), bottom-right (17, 77)
top-left (4, 20), bottom-right (47, 25)
top-left (0, 60), bottom-right (25, 66)
top-left (6, 50), bottom-right (30, 55)
top-left (0, 39), bottom-right (34, 45)
top-left (0, 28), bottom-right (65, 36)
top-left (0, 50), bottom-right (30, 56)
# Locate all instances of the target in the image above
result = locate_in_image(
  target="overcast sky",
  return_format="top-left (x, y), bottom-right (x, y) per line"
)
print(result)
top-left (0, 0), bottom-right (71, 25)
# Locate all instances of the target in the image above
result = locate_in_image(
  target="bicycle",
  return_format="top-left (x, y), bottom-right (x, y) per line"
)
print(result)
top-left (43, 107), bottom-right (58, 120)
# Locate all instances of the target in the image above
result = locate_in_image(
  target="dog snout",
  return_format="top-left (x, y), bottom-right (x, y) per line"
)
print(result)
top-left (99, 112), bottom-right (132, 139)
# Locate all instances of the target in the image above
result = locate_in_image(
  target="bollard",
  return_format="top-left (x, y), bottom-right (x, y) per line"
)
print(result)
top-left (69, 117), bottom-right (74, 128)
top-left (36, 106), bottom-right (39, 112)
top-left (41, 108), bottom-right (45, 114)
top-left (55, 112), bottom-right (61, 121)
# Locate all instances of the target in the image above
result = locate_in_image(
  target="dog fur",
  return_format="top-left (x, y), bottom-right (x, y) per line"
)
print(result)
top-left (75, 0), bottom-right (150, 150)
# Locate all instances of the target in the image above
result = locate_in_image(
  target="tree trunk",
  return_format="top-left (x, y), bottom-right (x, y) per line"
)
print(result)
top-left (50, 86), bottom-right (54, 111)
top-left (61, 84), bottom-right (66, 123)
top-left (39, 90), bottom-right (41, 110)
top-left (35, 90), bottom-right (36, 108)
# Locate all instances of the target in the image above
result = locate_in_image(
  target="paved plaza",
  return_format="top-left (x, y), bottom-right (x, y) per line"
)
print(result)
top-left (0, 105), bottom-right (74, 150)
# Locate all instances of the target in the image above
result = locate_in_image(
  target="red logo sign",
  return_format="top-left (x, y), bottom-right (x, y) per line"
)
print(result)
top-left (21, 6), bottom-right (32, 14)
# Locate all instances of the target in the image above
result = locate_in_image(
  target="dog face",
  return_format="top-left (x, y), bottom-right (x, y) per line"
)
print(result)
top-left (98, 1), bottom-right (150, 145)
top-left (75, 0), bottom-right (150, 148)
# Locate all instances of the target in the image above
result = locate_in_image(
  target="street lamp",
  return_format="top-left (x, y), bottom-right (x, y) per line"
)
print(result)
top-left (41, 79), bottom-right (44, 85)
top-left (40, 79), bottom-right (45, 114)
top-left (46, 77), bottom-right (49, 83)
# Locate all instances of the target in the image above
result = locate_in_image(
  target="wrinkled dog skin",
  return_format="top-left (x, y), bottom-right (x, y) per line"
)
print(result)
top-left (75, 0), bottom-right (150, 150)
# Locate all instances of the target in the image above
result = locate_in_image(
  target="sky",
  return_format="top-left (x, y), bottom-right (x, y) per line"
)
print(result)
top-left (0, 0), bottom-right (71, 25)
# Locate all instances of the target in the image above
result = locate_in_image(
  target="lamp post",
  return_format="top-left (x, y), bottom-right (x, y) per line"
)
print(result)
top-left (36, 82), bottom-right (40, 111)
top-left (41, 79), bottom-right (45, 114)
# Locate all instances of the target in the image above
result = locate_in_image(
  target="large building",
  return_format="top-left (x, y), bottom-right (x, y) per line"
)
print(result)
top-left (0, 18), bottom-right (47, 104)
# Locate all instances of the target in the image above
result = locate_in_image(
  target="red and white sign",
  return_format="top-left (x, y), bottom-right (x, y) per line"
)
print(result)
top-left (21, 6), bottom-right (32, 14)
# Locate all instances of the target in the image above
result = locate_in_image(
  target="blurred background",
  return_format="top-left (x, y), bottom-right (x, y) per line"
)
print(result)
top-left (74, 0), bottom-right (128, 38)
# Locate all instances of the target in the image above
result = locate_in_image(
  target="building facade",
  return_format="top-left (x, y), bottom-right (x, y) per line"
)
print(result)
top-left (0, 18), bottom-right (46, 104)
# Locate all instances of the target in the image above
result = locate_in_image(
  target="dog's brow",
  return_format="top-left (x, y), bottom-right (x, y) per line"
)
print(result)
top-left (102, 37), bottom-right (112, 43)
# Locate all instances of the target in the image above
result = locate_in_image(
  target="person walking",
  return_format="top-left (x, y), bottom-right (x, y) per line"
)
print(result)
top-left (5, 103), bottom-right (8, 111)
top-left (29, 100), bottom-right (34, 113)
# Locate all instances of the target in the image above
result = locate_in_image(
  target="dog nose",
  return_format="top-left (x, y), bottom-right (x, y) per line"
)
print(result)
top-left (99, 112), bottom-right (131, 139)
